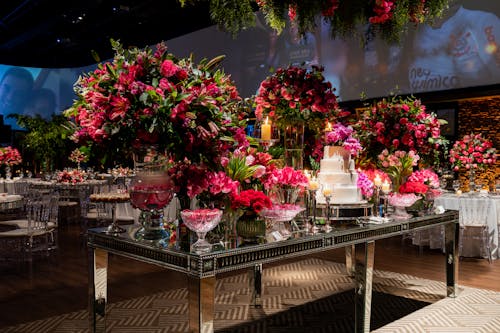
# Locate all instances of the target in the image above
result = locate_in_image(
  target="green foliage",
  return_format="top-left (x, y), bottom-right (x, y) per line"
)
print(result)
top-left (182, 0), bottom-right (450, 43)
top-left (10, 114), bottom-right (74, 172)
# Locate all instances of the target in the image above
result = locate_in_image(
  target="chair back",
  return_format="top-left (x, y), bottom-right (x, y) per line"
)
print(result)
top-left (458, 197), bottom-right (491, 226)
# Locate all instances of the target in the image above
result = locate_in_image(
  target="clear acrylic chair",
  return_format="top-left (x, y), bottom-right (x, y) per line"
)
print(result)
top-left (0, 191), bottom-right (55, 262)
top-left (458, 197), bottom-right (492, 263)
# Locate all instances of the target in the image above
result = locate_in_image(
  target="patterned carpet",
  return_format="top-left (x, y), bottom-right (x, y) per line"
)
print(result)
top-left (3, 258), bottom-right (500, 333)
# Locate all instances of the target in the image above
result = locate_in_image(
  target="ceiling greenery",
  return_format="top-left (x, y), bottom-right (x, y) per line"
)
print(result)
top-left (179, 0), bottom-right (450, 42)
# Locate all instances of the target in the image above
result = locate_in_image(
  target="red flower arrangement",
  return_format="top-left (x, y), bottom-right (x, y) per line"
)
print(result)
top-left (57, 169), bottom-right (85, 184)
top-left (0, 146), bottom-right (22, 166)
top-left (69, 148), bottom-right (88, 164)
top-left (65, 40), bottom-right (246, 168)
top-left (356, 96), bottom-right (446, 167)
top-left (230, 189), bottom-right (272, 215)
top-left (449, 133), bottom-right (497, 171)
top-left (254, 65), bottom-right (340, 131)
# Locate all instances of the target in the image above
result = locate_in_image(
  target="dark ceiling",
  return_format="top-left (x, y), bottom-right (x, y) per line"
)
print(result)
top-left (0, 0), bottom-right (214, 68)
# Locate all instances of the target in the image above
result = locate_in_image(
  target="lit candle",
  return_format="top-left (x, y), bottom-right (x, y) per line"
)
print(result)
top-left (322, 185), bottom-right (332, 197)
top-left (381, 180), bottom-right (390, 192)
top-left (308, 178), bottom-right (319, 191)
top-left (374, 175), bottom-right (382, 187)
top-left (261, 117), bottom-right (271, 141)
top-left (325, 121), bottom-right (332, 132)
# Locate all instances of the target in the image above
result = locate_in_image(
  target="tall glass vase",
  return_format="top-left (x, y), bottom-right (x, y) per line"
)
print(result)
top-left (468, 168), bottom-right (475, 193)
top-left (4, 165), bottom-right (12, 180)
top-left (283, 123), bottom-right (305, 170)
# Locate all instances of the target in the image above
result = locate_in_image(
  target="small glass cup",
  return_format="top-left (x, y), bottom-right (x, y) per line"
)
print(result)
top-left (452, 180), bottom-right (460, 193)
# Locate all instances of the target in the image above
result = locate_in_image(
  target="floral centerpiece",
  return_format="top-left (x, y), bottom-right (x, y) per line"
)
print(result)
top-left (0, 146), bottom-right (22, 179)
top-left (378, 149), bottom-right (420, 192)
top-left (262, 166), bottom-right (309, 204)
top-left (69, 148), bottom-right (88, 169)
top-left (254, 65), bottom-right (339, 131)
top-left (356, 96), bottom-right (447, 168)
top-left (65, 39), bottom-right (246, 171)
top-left (0, 146), bottom-right (22, 166)
top-left (57, 169), bottom-right (85, 184)
top-left (230, 189), bottom-right (272, 215)
top-left (231, 189), bottom-right (272, 241)
top-left (254, 65), bottom-right (343, 169)
top-left (449, 133), bottom-right (497, 171)
top-left (324, 123), bottom-right (362, 156)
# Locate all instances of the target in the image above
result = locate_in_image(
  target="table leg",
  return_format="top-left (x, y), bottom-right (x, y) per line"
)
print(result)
top-left (345, 244), bottom-right (355, 277)
top-left (188, 275), bottom-right (216, 333)
top-left (354, 241), bottom-right (375, 333)
top-left (445, 222), bottom-right (459, 297)
top-left (88, 248), bottom-right (108, 333)
top-left (249, 263), bottom-right (263, 308)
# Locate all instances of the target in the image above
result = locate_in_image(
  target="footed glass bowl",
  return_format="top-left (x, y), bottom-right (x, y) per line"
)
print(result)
top-left (259, 204), bottom-right (305, 222)
top-left (180, 209), bottom-right (223, 254)
top-left (388, 193), bottom-right (421, 219)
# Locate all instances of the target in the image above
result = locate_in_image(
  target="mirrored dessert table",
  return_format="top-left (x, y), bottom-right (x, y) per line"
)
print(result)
top-left (87, 210), bottom-right (459, 333)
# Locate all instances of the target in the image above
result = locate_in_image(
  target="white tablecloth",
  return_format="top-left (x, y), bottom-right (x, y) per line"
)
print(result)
top-left (435, 193), bottom-right (499, 260)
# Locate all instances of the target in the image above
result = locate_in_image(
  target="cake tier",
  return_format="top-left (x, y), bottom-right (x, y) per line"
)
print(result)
top-left (318, 172), bottom-right (358, 185)
top-left (320, 158), bottom-right (344, 172)
top-left (316, 184), bottom-right (361, 204)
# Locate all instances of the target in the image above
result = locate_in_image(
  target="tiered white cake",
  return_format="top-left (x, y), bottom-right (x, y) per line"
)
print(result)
top-left (317, 146), bottom-right (362, 204)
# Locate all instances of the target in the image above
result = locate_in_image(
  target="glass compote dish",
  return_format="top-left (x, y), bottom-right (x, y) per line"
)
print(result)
top-left (388, 193), bottom-right (421, 220)
top-left (180, 208), bottom-right (223, 254)
top-left (129, 169), bottom-right (174, 241)
top-left (260, 203), bottom-right (305, 239)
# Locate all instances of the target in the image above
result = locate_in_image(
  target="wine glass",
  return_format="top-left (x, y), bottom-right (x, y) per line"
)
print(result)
top-left (180, 208), bottom-right (223, 254)
top-left (452, 180), bottom-right (460, 193)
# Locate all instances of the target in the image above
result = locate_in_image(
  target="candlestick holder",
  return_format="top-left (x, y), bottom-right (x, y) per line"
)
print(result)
top-left (372, 185), bottom-right (382, 217)
top-left (381, 188), bottom-right (391, 217)
top-left (323, 193), bottom-right (333, 232)
top-left (307, 189), bottom-right (319, 234)
top-left (321, 184), bottom-right (333, 232)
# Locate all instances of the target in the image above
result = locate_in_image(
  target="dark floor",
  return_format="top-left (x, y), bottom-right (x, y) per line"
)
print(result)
top-left (0, 223), bottom-right (499, 329)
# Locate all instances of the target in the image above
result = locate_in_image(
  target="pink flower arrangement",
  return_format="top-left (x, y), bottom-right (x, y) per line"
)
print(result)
top-left (262, 166), bottom-right (309, 190)
top-left (357, 171), bottom-right (374, 199)
top-left (254, 65), bottom-right (340, 131)
top-left (449, 133), bottom-right (497, 171)
top-left (206, 171), bottom-right (239, 197)
top-left (230, 189), bottom-right (272, 214)
top-left (408, 169), bottom-right (440, 189)
top-left (69, 148), bottom-right (88, 164)
top-left (325, 123), bottom-right (362, 156)
top-left (377, 149), bottom-right (420, 192)
top-left (356, 96), bottom-right (446, 167)
top-left (57, 169), bottom-right (85, 184)
top-left (0, 146), bottom-right (22, 166)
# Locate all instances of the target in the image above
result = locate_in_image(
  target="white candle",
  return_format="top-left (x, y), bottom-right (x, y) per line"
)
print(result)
top-left (322, 185), bottom-right (332, 197)
top-left (374, 175), bottom-right (382, 187)
top-left (381, 181), bottom-right (390, 192)
top-left (308, 179), bottom-right (319, 191)
top-left (261, 117), bottom-right (271, 141)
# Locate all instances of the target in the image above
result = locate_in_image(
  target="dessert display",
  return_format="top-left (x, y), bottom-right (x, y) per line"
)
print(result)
top-left (316, 146), bottom-right (363, 204)
top-left (90, 192), bottom-right (130, 203)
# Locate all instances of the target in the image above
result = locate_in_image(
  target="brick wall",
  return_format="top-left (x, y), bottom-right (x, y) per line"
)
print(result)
top-left (456, 96), bottom-right (500, 190)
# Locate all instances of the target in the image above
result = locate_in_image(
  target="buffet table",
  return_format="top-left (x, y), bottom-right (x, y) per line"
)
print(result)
top-left (87, 210), bottom-right (459, 333)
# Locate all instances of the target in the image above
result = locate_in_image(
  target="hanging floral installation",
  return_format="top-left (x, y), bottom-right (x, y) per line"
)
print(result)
top-left (180, 0), bottom-right (450, 42)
